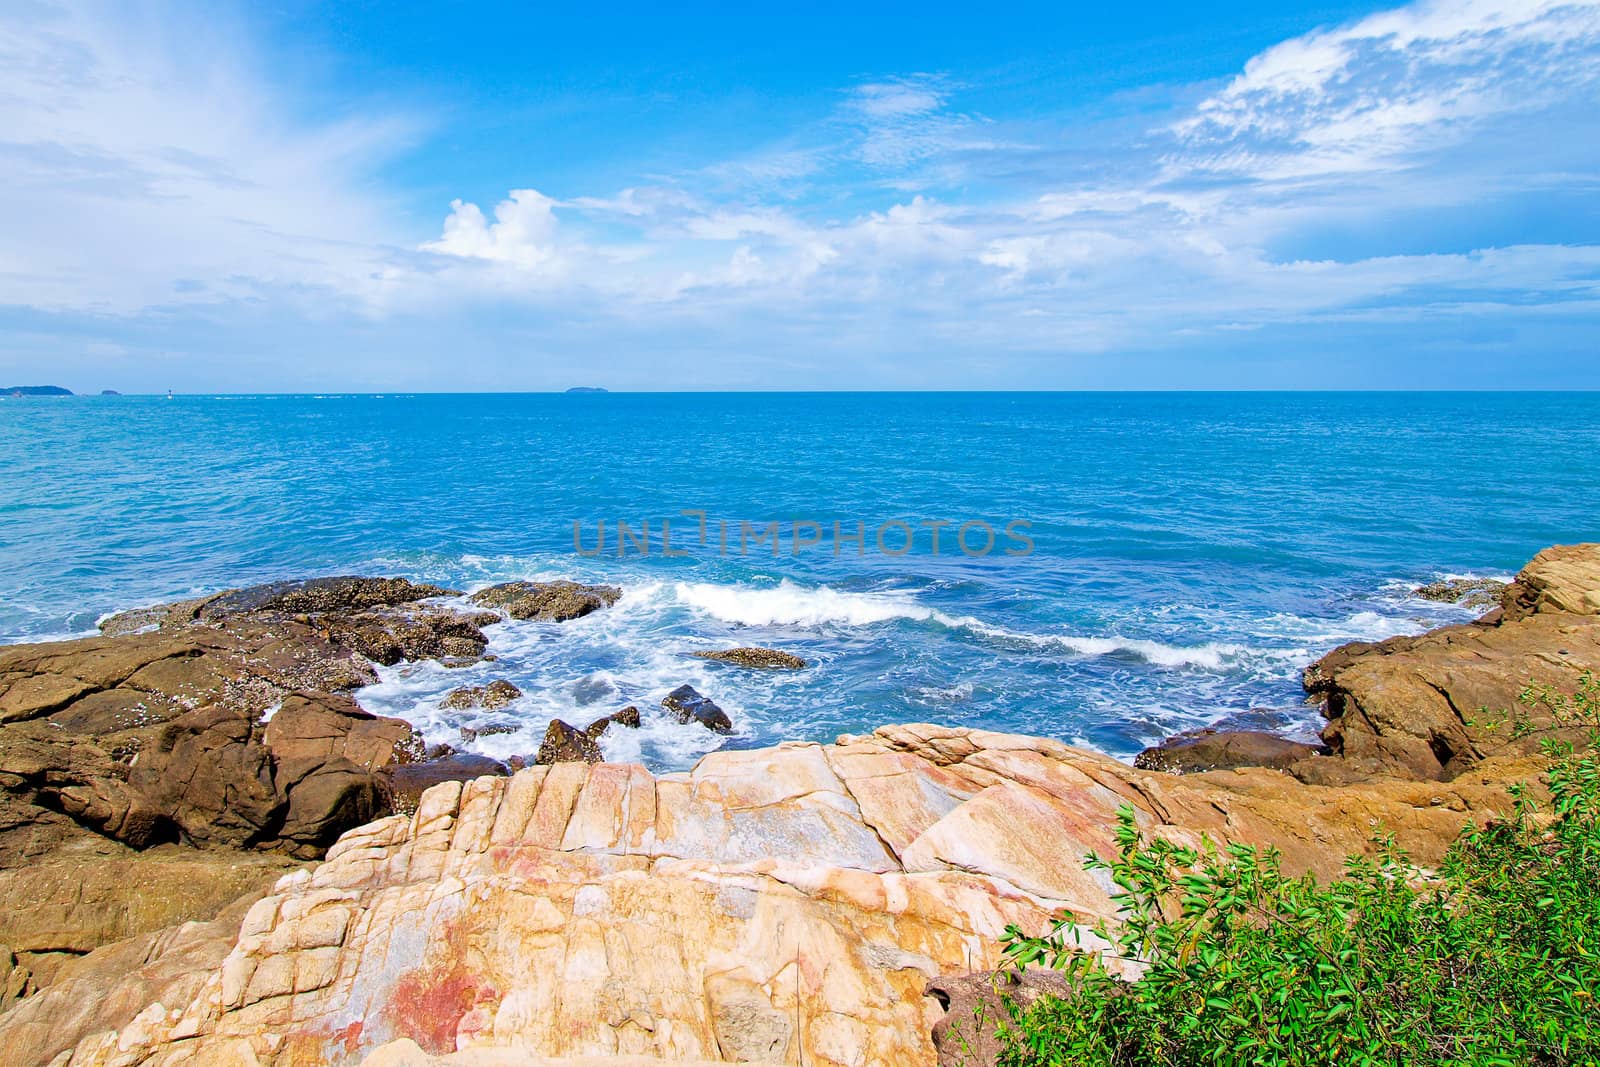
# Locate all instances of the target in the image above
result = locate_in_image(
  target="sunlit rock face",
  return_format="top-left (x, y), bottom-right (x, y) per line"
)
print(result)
top-left (23, 717), bottom-right (1540, 1067)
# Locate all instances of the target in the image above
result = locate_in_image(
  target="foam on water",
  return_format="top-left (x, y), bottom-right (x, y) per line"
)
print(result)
top-left (4, 392), bottom-right (1589, 771)
top-left (349, 572), bottom-right (1482, 770)
top-left (674, 579), bottom-right (928, 628)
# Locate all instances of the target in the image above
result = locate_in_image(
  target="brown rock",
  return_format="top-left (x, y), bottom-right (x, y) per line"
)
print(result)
top-left (384, 752), bottom-right (508, 814)
top-left (469, 580), bottom-right (621, 622)
top-left (691, 647), bottom-right (808, 669)
top-left (1134, 728), bottom-right (1325, 774)
top-left (584, 705), bottom-right (642, 741)
top-left (927, 969), bottom-right (1075, 1067)
top-left (441, 680), bottom-right (523, 711)
top-left (1414, 577), bottom-right (1507, 610)
top-left (536, 720), bottom-right (602, 764)
top-left (1306, 543), bottom-right (1600, 780)
top-left (1501, 543), bottom-right (1600, 620)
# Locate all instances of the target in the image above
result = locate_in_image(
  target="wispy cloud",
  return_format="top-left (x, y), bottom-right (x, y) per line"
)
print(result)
top-left (2, 0), bottom-right (1598, 388)
top-left (0, 0), bottom-right (413, 315)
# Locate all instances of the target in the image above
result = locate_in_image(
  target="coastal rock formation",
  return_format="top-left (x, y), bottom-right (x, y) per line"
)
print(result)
top-left (1305, 543), bottom-right (1600, 780)
top-left (0, 576), bottom-right (494, 979)
top-left (15, 724), bottom-right (1543, 1067)
top-left (468, 581), bottom-right (621, 623)
top-left (1413, 576), bottom-right (1506, 610)
top-left (385, 754), bottom-right (507, 814)
top-left (691, 648), bottom-right (808, 670)
top-left (4, 549), bottom-right (1598, 1064)
top-left (663, 684), bottom-right (732, 733)
top-left (440, 682), bottom-right (522, 712)
top-left (534, 719), bottom-right (601, 764)
top-left (1134, 728), bottom-right (1324, 774)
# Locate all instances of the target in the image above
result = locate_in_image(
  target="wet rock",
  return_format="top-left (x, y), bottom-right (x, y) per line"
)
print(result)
top-left (323, 608), bottom-right (494, 667)
top-left (97, 577), bottom-right (491, 670)
top-left (583, 705), bottom-right (642, 741)
top-left (1414, 576), bottom-right (1507, 610)
top-left (384, 752), bottom-right (508, 813)
top-left (457, 721), bottom-right (519, 744)
top-left (96, 577), bottom-right (455, 636)
top-left (1134, 728), bottom-right (1325, 774)
top-left (535, 719), bottom-right (602, 764)
top-left (440, 680), bottom-right (523, 711)
top-left (193, 576), bottom-right (456, 620)
top-left (663, 684), bottom-right (733, 734)
top-left (692, 647), bottom-right (808, 669)
top-left (469, 580), bottom-right (621, 622)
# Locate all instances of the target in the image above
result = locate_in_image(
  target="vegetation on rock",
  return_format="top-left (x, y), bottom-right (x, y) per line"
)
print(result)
top-left (998, 674), bottom-right (1600, 1067)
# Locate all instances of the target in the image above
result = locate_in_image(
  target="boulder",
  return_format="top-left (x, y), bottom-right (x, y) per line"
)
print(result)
top-left (441, 680), bottom-right (523, 711)
top-left (469, 580), bottom-right (621, 622)
top-left (663, 684), bottom-right (733, 734)
top-left (324, 608), bottom-right (495, 667)
top-left (384, 752), bottom-right (508, 814)
top-left (536, 720), bottom-right (602, 764)
top-left (457, 722), bottom-right (520, 744)
top-left (1134, 728), bottom-right (1324, 774)
top-left (691, 647), bottom-right (808, 670)
top-left (1306, 543), bottom-right (1600, 780)
top-left (584, 705), bottom-right (642, 741)
top-left (1414, 577), bottom-right (1507, 610)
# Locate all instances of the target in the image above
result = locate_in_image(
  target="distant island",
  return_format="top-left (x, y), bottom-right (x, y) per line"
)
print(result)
top-left (565, 386), bottom-right (609, 394)
top-left (4, 385), bottom-right (72, 397)
top-left (100, 389), bottom-right (121, 396)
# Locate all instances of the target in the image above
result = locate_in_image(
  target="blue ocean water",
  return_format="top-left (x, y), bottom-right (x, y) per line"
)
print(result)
top-left (1, 392), bottom-right (1595, 770)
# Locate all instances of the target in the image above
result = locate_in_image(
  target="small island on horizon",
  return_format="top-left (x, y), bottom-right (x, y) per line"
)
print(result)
top-left (564, 386), bottom-right (609, 394)
top-left (4, 385), bottom-right (73, 397)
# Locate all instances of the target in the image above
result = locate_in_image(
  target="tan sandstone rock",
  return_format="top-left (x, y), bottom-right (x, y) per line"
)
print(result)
top-left (13, 724), bottom-right (1540, 1067)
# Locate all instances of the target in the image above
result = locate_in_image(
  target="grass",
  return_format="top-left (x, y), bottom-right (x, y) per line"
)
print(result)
top-left (994, 673), bottom-right (1600, 1067)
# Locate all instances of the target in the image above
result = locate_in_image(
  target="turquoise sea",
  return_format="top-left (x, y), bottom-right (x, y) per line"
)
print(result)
top-left (2, 392), bottom-right (1595, 769)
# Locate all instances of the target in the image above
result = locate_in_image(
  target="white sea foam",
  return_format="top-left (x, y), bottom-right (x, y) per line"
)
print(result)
top-left (673, 578), bottom-right (1246, 670)
top-left (674, 579), bottom-right (929, 627)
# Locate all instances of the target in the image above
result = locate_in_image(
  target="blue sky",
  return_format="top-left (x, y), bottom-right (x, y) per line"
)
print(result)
top-left (1, 0), bottom-right (1597, 391)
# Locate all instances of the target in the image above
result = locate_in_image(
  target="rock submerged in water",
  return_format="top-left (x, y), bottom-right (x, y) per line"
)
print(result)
top-left (1414, 576), bottom-right (1507, 610)
top-left (469, 580), bottom-right (621, 622)
top-left (691, 647), bottom-right (807, 669)
top-left (440, 679), bottom-right (522, 711)
top-left (1134, 728), bottom-right (1325, 774)
top-left (663, 684), bottom-right (733, 733)
top-left (585, 705), bottom-right (641, 740)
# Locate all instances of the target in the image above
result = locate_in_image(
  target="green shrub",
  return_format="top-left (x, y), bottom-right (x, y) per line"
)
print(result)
top-left (998, 673), bottom-right (1600, 1066)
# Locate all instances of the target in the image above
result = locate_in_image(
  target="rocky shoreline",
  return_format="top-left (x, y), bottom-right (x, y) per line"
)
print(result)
top-left (0, 546), bottom-right (1595, 1065)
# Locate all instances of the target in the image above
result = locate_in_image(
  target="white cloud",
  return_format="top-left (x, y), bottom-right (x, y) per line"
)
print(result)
top-left (848, 78), bottom-right (948, 118)
top-left (423, 190), bottom-right (565, 272)
top-left (1178, 0), bottom-right (1600, 177)
top-left (3, 0), bottom-right (1598, 388)
top-left (0, 0), bottom-right (412, 315)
